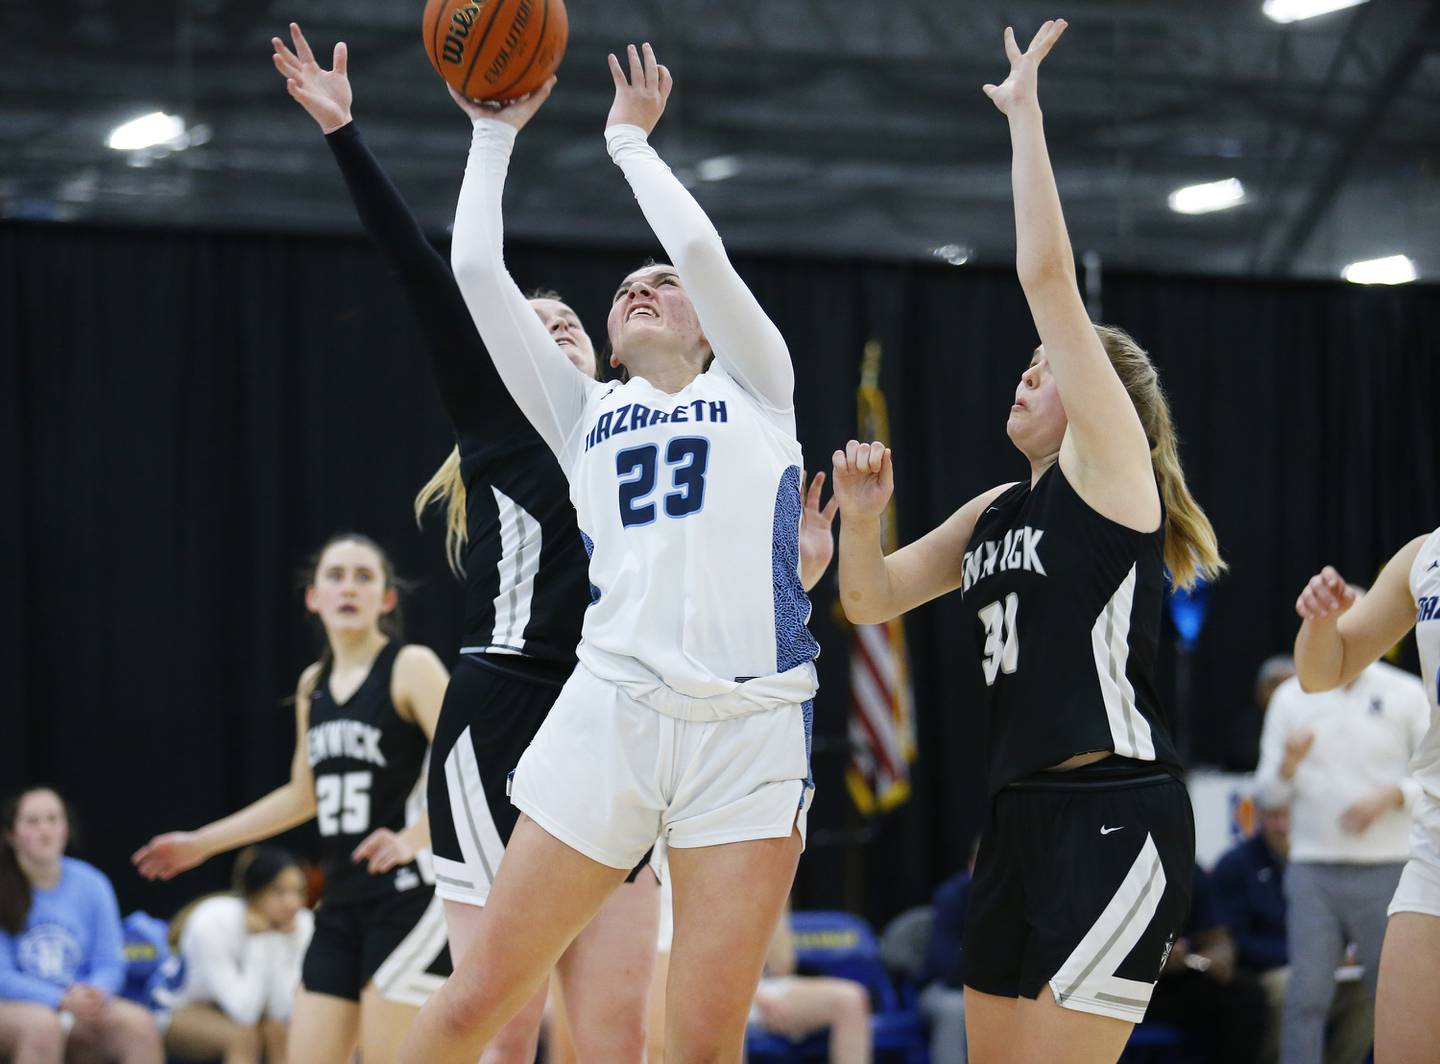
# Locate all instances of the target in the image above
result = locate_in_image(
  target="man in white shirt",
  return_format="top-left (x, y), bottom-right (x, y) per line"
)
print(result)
top-left (1255, 642), bottom-right (1429, 1064)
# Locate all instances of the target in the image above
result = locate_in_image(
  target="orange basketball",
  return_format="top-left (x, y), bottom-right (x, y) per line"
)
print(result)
top-left (422, 0), bottom-right (568, 103)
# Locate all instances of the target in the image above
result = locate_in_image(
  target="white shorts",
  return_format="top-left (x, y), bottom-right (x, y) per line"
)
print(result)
top-left (509, 664), bottom-right (814, 870)
top-left (1389, 789), bottom-right (1440, 918)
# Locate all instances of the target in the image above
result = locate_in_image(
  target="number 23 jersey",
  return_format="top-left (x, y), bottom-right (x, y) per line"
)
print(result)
top-left (562, 361), bottom-right (818, 711)
top-left (959, 465), bottom-right (1181, 793)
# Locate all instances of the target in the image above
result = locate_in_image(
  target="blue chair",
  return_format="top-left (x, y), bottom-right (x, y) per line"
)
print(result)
top-left (788, 911), bottom-right (929, 1064)
top-left (1120, 1020), bottom-right (1187, 1063)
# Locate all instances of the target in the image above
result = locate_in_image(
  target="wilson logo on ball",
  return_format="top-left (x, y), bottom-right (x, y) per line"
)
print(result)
top-left (423, 0), bottom-right (568, 103)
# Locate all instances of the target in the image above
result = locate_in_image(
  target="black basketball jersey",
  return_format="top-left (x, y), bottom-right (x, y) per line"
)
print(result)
top-left (306, 642), bottom-right (431, 902)
top-left (327, 123), bottom-right (586, 674)
top-left (958, 464), bottom-right (1182, 794)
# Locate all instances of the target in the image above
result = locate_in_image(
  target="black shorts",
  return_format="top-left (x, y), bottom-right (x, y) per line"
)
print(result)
top-left (302, 885), bottom-right (451, 1005)
top-left (960, 771), bottom-right (1194, 1023)
top-left (429, 655), bottom-right (652, 906)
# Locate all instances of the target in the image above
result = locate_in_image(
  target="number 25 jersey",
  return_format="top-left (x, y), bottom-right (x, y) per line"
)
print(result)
top-left (561, 361), bottom-right (819, 715)
top-left (959, 465), bottom-right (1181, 794)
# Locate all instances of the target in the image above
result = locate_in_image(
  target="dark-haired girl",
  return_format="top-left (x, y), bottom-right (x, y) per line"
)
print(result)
top-left (133, 534), bottom-right (449, 1064)
top-left (164, 846), bottom-right (312, 1064)
top-left (1, 786), bottom-right (164, 1064)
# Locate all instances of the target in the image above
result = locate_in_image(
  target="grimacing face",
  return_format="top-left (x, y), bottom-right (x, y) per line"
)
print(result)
top-left (304, 540), bottom-right (395, 637)
top-left (604, 264), bottom-right (708, 370)
top-left (530, 298), bottom-right (597, 377)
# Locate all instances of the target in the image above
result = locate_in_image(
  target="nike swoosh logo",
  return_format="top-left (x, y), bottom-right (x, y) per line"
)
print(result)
top-left (1428, 560), bottom-right (1439, 571)
top-left (1100, 825), bottom-right (1125, 836)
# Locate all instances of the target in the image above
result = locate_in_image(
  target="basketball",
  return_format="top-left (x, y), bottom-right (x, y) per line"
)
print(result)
top-left (422, 0), bottom-right (568, 103)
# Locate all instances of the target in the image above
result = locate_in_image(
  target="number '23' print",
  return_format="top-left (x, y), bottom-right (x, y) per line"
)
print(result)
top-left (617, 438), bottom-right (710, 528)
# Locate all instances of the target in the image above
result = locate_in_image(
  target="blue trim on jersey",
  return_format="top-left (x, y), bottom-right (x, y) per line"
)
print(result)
top-left (579, 531), bottom-right (601, 604)
top-left (802, 699), bottom-right (814, 790)
top-left (772, 466), bottom-right (820, 673)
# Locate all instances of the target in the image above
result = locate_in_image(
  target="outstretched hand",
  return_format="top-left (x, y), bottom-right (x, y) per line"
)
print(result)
top-left (448, 77), bottom-right (556, 132)
top-left (606, 43), bottom-right (672, 135)
top-left (132, 831), bottom-right (208, 881)
top-left (983, 19), bottom-right (1067, 116)
top-left (272, 22), bottom-right (353, 134)
top-left (1295, 566), bottom-right (1357, 623)
top-left (799, 471), bottom-right (841, 590)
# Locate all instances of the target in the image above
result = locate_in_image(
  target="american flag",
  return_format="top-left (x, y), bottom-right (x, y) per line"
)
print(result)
top-left (845, 341), bottom-right (917, 815)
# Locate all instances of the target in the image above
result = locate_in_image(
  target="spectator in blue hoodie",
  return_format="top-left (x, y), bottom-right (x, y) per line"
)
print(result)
top-left (1211, 800), bottom-right (1372, 1064)
top-left (0, 787), bottom-right (162, 1063)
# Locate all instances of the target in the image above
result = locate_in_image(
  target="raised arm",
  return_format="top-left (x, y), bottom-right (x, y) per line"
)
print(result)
top-left (605, 45), bottom-right (794, 415)
top-left (1293, 536), bottom-right (1425, 692)
top-left (272, 23), bottom-right (511, 439)
top-left (986, 22), bottom-right (1157, 528)
top-left (832, 440), bottom-right (1015, 624)
top-left (132, 669), bottom-right (321, 881)
top-left (448, 84), bottom-right (598, 461)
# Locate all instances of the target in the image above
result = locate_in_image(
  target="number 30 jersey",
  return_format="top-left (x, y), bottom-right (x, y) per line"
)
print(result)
top-left (306, 641), bottom-right (431, 902)
top-left (959, 465), bottom-right (1181, 794)
top-left (561, 361), bottom-right (819, 717)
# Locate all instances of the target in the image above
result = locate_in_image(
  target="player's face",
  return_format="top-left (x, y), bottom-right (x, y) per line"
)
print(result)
top-left (253, 865), bottom-right (308, 933)
top-left (1006, 348), bottom-right (1067, 458)
top-left (8, 789), bottom-right (68, 866)
top-left (530, 299), bottom-right (597, 377)
top-left (606, 265), bottom-right (707, 367)
top-left (305, 541), bottom-right (396, 636)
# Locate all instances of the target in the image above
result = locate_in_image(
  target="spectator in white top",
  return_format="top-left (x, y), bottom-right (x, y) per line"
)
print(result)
top-left (1255, 601), bottom-right (1429, 1064)
top-left (164, 847), bottom-right (313, 1064)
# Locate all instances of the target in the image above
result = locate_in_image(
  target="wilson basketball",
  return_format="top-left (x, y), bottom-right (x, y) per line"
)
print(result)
top-left (422, 0), bottom-right (568, 103)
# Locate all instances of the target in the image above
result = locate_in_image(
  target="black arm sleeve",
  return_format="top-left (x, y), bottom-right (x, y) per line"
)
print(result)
top-left (325, 121), bottom-right (519, 438)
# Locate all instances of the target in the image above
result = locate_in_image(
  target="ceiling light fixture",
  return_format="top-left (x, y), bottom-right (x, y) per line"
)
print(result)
top-left (1341, 254), bottom-right (1416, 285)
top-left (696, 155), bottom-right (742, 182)
top-left (932, 244), bottom-right (971, 266)
top-left (1168, 178), bottom-right (1246, 215)
top-left (107, 112), bottom-right (186, 152)
top-left (1262, 0), bottom-right (1368, 25)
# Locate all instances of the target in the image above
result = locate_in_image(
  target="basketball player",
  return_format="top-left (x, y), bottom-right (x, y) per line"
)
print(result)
top-left (269, 23), bottom-right (659, 1061)
top-left (133, 534), bottom-right (450, 1064)
top-left (396, 44), bottom-right (821, 1064)
top-left (832, 21), bottom-right (1224, 1064)
top-left (1294, 538), bottom-right (1440, 1064)
top-left (270, 24), bottom-right (836, 1063)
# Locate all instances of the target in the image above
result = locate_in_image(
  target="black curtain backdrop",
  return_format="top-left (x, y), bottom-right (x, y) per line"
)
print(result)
top-left (5, 220), bottom-right (1439, 930)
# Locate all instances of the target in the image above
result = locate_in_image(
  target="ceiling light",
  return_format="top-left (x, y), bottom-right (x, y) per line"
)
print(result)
top-left (696, 155), bottom-right (741, 182)
top-left (1262, 0), bottom-right (1368, 24)
top-left (107, 112), bottom-right (186, 151)
top-left (1341, 254), bottom-right (1416, 285)
top-left (932, 244), bottom-right (971, 266)
top-left (1168, 178), bottom-right (1246, 215)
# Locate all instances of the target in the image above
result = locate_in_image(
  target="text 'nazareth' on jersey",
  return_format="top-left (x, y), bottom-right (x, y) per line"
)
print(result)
top-left (308, 719), bottom-right (389, 769)
top-left (584, 399), bottom-right (729, 453)
top-left (962, 527), bottom-right (1047, 594)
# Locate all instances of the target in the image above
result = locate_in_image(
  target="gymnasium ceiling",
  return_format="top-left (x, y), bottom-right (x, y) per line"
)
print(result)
top-left (3, 0), bottom-right (1440, 279)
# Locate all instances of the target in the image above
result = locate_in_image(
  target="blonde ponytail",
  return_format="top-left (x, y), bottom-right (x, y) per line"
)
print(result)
top-left (1094, 325), bottom-right (1226, 590)
top-left (414, 447), bottom-right (467, 576)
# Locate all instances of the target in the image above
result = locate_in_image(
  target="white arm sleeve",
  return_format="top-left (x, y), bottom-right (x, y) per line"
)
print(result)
top-left (180, 907), bottom-right (269, 1026)
top-left (1254, 686), bottom-right (1296, 809)
top-left (450, 117), bottom-right (599, 464)
top-left (605, 124), bottom-right (795, 420)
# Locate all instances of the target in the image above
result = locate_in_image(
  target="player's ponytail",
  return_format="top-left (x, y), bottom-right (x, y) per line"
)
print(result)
top-left (1094, 325), bottom-right (1226, 590)
top-left (299, 534), bottom-right (408, 699)
top-left (415, 447), bottom-right (467, 577)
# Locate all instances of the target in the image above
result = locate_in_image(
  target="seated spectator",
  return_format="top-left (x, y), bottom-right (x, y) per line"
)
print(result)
top-left (1211, 801), bottom-right (1372, 1064)
top-left (164, 846), bottom-right (312, 1064)
top-left (750, 901), bottom-right (872, 1064)
top-left (0, 786), bottom-right (163, 1064)
top-left (1144, 863), bottom-right (1269, 1064)
top-left (919, 863), bottom-right (972, 1064)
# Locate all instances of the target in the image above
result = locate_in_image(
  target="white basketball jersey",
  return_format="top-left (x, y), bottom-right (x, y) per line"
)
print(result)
top-left (561, 362), bottom-right (819, 717)
top-left (1409, 526), bottom-right (1440, 798)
